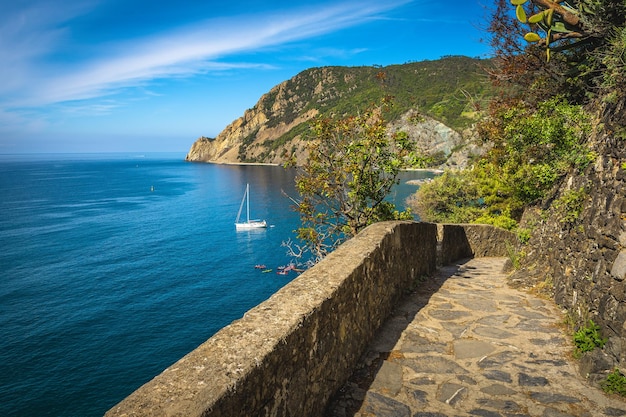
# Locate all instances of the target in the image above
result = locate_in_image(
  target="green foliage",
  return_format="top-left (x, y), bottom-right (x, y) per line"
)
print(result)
top-left (506, 242), bottom-right (524, 269)
top-left (517, 227), bottom-right (532, 244)
top-left (603, 369), bottom-right (626, 396)
top-left (554, 186), bottom-right (588, 225)
top-left (413, 97), bottom-right (591, 227)
top-left (504, 0), bottom-right (626, 112)
top-left (573, 320), bottom-right (607, 356)
top-left (474, 211), bottom-right (519, 230)
top-left (512, 0), bottom-right (593, 62)
top-left (413, 171), bottom-right (484, 224)
top-left (285, 101), bottom-right (414, 265)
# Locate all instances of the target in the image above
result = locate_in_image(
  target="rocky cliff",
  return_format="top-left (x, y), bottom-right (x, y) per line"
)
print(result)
top-left (185, 56), bottom-right (492, 167)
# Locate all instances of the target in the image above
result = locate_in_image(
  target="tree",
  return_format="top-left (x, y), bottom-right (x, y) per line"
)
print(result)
top-left (284, 99), bottom-right (414, 266)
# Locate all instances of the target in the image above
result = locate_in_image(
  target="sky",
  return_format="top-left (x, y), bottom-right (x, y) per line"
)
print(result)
top-left (0, 0), bottom-right (492, 154)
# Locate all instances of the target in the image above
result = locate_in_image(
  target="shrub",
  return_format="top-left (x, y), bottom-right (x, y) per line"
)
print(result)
top-left (473, 212), bottom-right (518, 231)
top-left (603, 369), bottom-right (626, 397)
top-left (554, 187), bottom-right (588, 225)
top-left (573, 320), bottom-right (607, 357)
top-left (516, 227), bottom-right (532, 244)
top-left (412, 98), bottom-right (591, 228)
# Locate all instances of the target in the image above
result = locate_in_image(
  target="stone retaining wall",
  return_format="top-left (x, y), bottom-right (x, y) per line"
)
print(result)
top-left (511, 135), bottom-right (625, 382)
top-left (105, 221), bottom-right (514, 417)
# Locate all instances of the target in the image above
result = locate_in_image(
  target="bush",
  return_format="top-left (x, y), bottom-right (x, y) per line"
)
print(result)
top-left (603, 369), bottom-right (626, 397)
top-left (516, 227), bottom-right (532, 244)
top-left (554, 187), bottom-right (588, 225)
top-left (412, 98), bottom-right (592, 229)
top-left (573, 320), bottom-right (607, 357)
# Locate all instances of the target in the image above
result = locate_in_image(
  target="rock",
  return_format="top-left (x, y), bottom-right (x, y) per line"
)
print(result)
top-left (483, 370), bottom-right (513, 383)
top-left (518, 373), bottom-right (549, 387)
top-left (528, 392), bottom-right (580, 404)
top-left (453, 339), bottom-right (496, 359)
top-left (437, 382), bottom-right (467, 406)
top-left (578, 349), bottom-right (616, 379)
top-left (611, 250), bottom-right (626, 281)
top-left (480, 383), bottom-right (517, 396)
top-left (362, 392), bottom-right (411, 417)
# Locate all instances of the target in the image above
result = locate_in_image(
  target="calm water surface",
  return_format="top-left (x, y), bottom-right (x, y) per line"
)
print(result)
top-left (0, 153), bottom-right (431, 417)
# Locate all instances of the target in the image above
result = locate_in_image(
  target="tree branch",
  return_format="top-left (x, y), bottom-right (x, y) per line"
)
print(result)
top-left (531, 0), bottom-right (580, 27)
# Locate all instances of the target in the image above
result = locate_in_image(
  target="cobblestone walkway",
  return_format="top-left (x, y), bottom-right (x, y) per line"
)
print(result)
top-left (325, 257), bottom-right (626, 417)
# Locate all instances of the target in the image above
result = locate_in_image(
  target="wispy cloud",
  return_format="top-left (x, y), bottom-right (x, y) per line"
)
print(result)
top-left (0, 0), bottom-right (413, 109)
top-left (296, 47), bottom-right (370, 63)
top-left (58, 100), bottom-right (123, 117)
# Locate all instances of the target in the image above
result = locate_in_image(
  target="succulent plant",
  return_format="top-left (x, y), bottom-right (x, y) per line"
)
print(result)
top-left (512, 0), bottom-right (592, 61)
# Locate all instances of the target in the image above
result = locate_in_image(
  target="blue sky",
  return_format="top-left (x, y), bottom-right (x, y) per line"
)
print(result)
top-left (0, 0), bottom-right (492, 154)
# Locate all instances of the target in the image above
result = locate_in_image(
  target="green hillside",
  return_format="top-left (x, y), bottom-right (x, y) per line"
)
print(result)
top-left (266, 56), bottom-right (493, 139)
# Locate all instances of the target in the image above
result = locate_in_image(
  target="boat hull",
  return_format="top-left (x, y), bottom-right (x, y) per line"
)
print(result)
top-left (235, 220), bottom-right (267, 230)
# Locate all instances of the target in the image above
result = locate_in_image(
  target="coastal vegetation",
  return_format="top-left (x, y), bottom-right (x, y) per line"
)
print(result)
top-left (413, 98), bottom-right (593, 229)
top-left (412, 0), bottom-right (626, 231)
top-left (603, 368), bottom-right (626, 396)
top-left (277, 0), bottom-right (625, 264)
top-left (283, 99), bottom-right (414, 265)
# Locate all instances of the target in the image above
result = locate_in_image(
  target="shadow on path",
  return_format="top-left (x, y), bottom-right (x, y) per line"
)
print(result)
top-left (325, 257), bottom-right (626, 417)
top-left (324, 260), bottom-right (468, 416)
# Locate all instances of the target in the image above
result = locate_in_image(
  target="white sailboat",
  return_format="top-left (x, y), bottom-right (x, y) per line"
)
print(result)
top-left (235, 183), bottom-right (267, 230)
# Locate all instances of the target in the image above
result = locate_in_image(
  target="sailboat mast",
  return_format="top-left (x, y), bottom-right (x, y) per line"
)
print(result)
top-left (246, 184), bottom-right (250, 223)
top-left (235, 183), bottom-right (266, 229)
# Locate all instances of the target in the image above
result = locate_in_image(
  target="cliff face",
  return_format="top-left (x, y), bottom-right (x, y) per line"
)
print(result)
top-left (185, 81), bottom-right (319, 165)
top-left (186, 57), bottom-right (492, 167)
top-left (185, 106), bottom-right (480, 167)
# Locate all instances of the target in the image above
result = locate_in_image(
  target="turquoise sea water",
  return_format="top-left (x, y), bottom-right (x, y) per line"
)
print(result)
top-left (0, 153), bottom-right (431, 417)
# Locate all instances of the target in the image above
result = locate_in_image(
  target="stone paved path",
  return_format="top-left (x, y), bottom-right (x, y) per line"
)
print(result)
top-left (325, 257), bottom-right (626, 417)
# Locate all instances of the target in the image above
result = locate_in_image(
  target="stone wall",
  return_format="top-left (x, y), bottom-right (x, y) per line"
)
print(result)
top-left (105, 221), bottom-right (513, 417)
top-left (105, 222), bottom-right (434, 417)
top-left (511, 135), bottom-right (626, 381)
top-left (438, 223), bottom-right (518, 266)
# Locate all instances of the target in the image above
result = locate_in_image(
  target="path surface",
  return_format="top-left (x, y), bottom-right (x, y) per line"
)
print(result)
top-left (325, 257), bottom-right (626, 417)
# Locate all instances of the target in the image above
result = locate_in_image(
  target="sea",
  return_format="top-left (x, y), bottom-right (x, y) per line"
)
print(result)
top-left (0, 153), bottom-right (434, 417)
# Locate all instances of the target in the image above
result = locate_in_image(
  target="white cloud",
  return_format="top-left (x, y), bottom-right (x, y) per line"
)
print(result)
top-left (0, 0), bottom-right (413, 108)
top-left (0, 1), bottom-right (97, 95)
top-left (297, 47), bottom-right (370, 63)
top-left (58, 100), bottom-right (123, 116)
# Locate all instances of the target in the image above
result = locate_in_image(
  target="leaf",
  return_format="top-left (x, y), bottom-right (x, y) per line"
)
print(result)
top-left (546, 48), bottom-right (551, 62)
top-left (510, 0), bottom-right (528, 4)
top-left (546, 8), bottom-right (554, 26)
top-left (528, 11), bottom-right (545, 24)
top-left (580, 2), bottom-right (595, 15)
top-left (516, 5), bottom-right (527, 23)
top-left (552, 21), bottom-right (570, 33)
top-left (524, 32), bottom-right (542, 42)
